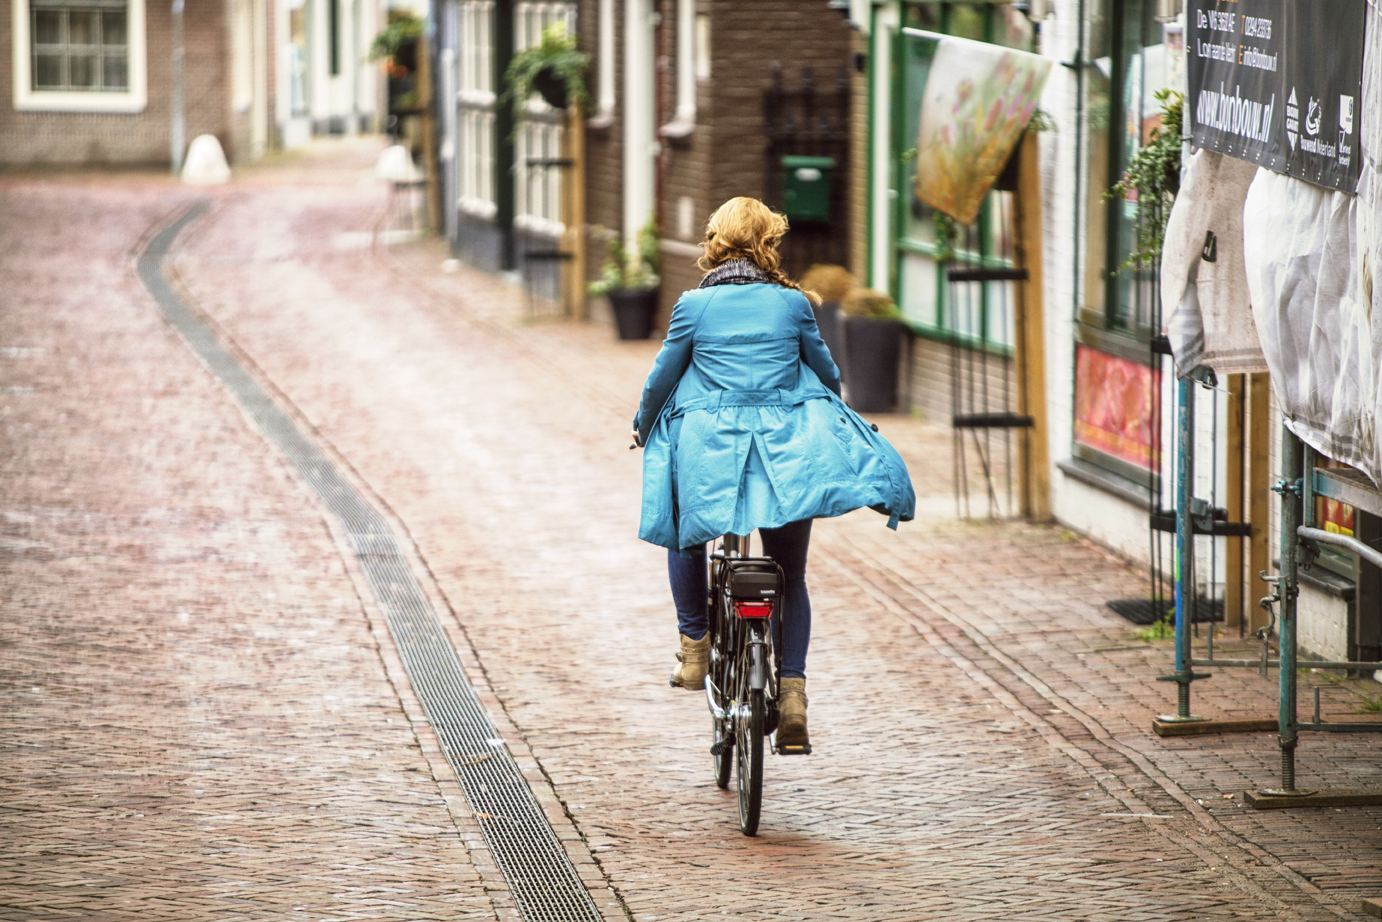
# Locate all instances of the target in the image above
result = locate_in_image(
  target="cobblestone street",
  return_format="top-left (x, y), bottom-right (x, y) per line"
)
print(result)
top-left (4, 142), bottom-right (1382, 921)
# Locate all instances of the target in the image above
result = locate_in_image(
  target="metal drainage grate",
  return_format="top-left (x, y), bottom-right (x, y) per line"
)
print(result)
top-left (139, 202), bottom-right (605, 922)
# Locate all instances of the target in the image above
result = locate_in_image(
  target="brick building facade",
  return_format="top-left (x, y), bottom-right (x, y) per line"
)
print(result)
top-left (1, 0), bottom-right (382, 168)
top-left (436, 0), bottom-right (856, 320)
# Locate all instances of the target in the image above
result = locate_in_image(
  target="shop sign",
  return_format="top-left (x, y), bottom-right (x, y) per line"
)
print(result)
top-left (1074, 346), bottom-right (1160, 472)
top-left (1187, 0), bottom-right (1366, 193)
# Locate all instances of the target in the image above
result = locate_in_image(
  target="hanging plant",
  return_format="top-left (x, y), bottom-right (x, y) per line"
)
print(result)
top-left (501, 23), bottom-right (591, 119)
top-left (1107, 88), bottom-right (1184, 271)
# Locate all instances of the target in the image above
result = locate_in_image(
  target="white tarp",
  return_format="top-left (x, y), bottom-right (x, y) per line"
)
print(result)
top-left (1161, 149), bottom-right (1265, 375)
top-left (1242, 170), bottom-right (1376, 481)
top-left (1230, 2), bottom-right (1382, 484)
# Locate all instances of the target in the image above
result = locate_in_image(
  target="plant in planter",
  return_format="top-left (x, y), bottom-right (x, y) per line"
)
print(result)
top-left (589, 216), bottom-right (661, 340)
top-left (798, 264), bottom-right (855, 378)
top-left (369, 13), bottom-right (424, 114)
top-left (501, 22), bottom-right (591, 118)
top-left (839, 288), bottom-right (905, 413)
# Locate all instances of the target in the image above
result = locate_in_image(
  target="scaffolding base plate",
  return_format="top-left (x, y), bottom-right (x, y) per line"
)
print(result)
top-left (1245, 787), bottom-right (1382, 809)
top-left (1153, 717), bottom-right (1277, 737)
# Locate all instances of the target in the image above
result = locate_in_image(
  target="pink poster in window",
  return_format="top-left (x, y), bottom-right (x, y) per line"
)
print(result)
top-left (1074, 345), bottom-right (1159, 471)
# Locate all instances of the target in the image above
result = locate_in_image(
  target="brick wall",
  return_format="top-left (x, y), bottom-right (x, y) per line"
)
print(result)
top-left (0, 0), bottom-right (232, 166)
top-left (578, 0), bottom-right (622, 247)
top-left (848, 28), bottom-right (867, 280)
top-left (577, 0), bottom-right (852, 323)
top-left (663, 0), bottom-right (853, 315)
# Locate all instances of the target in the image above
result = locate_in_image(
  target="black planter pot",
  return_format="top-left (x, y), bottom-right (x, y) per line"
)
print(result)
top-left (532, 67), bottom-right (568, 109)
top-left (812, 300), bottom-right (845, 381)
top-left (608, 286), bottom-right (660, 340)
top-left (841, 315), bottom-right (904, 413)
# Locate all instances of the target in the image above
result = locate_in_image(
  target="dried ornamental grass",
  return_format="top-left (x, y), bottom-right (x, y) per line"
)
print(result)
top-left (840, 288), bottom-right (900, 318)
top-left (798, 264), bottom-right (856, 303)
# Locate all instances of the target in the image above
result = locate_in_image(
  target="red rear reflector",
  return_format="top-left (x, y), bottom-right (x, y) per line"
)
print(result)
top-left (734, 601), bottom-right (774, 619)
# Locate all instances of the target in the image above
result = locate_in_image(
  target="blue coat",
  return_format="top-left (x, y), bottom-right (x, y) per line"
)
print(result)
top-left (635, 281), bottom-right (915, 552)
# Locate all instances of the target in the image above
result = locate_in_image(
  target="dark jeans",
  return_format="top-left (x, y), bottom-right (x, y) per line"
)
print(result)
top-left (667, 519), bottom-right (813, 679)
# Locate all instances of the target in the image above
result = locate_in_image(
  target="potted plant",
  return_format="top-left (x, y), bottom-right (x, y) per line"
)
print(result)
top-left (501, 23), bottom-right (591, 117)
top-left (589, 216), bottom-right (660, 340)
top-left (839, 288), bottom-right (905, 413)
top-left (369, 13), bottom-right (425, 123)
top-left (798, 264), bottom-right (855, 378)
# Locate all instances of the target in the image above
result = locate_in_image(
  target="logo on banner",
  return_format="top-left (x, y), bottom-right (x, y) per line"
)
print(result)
top-left (1305, 97), bottom-right (1322, 137)
top-left (1286, 87), bottom-right (1298, 150)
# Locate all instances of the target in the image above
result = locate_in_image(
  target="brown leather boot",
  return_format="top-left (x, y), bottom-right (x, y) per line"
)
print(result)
top-left (670, 632), bottom-right (710, 689)
top-left (776, 677), bottom-right (809, 750)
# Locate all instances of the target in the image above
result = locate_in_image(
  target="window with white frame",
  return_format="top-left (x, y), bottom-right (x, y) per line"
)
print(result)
top-left (513, 1), bottom-right (575, 237)
top-left (457, 0), bottom-right (497, 219)
top-left (12, 0), bottom-right (146, 111)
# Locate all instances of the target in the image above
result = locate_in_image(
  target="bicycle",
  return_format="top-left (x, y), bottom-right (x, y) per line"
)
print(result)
top-left (703, 533), bottom-right (809, 836)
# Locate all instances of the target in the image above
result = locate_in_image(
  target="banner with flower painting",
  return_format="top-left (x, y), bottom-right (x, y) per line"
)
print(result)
top-left (912, 33), bottom-right (1051, 225)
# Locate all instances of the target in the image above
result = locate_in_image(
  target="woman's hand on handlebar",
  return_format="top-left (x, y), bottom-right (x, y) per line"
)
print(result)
top-left (630, 428), bottom-right (644, 450)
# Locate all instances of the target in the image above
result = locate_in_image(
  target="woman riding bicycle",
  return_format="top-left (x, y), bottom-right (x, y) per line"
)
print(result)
top-left (633, 197), bottom-right (914, 752)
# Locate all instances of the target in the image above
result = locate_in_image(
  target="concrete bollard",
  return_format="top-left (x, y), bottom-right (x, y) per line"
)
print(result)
top-left (181, 135), bottom-right (231, 185)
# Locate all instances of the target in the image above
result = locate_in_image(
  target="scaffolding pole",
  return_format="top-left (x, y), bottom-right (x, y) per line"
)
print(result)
top-left (1157, 375), bottom-right (1209, 724)
top-left (1244, 427), bottom-right (1382, 809)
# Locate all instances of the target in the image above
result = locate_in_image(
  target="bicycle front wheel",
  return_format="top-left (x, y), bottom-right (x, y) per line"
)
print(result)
top-left (736, 687), bottom-right (764, 836)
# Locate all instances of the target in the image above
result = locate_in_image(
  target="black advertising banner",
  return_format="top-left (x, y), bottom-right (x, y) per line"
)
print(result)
top-left (1188, 0), bottom-right (1366, 193)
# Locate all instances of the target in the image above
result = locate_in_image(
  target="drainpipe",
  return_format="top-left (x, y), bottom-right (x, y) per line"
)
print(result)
top-left (1069, 0), bottom-right (1083, 322)
top-left (171, 0), bottom-right (185, 174)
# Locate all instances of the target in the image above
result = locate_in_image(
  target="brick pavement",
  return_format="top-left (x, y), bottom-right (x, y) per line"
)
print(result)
top-left (3, 140), bottom-right (1382, 922)
top-left (0, 172), bottom-right (493, 920)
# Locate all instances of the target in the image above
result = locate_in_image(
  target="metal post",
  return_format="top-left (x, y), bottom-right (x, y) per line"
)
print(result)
top-left (1158, 375), bottom-right (1207, 721)
top-left (171, 0), bottom-right (185, 175)
top-left (1268, 427), bottom-right (1311, 795)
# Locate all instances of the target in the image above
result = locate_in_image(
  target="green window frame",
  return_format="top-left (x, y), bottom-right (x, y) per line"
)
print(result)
top-left (1081, 0), bottom-right (1182, 338)
top-left (885, 1), bottom-right (1034, 356)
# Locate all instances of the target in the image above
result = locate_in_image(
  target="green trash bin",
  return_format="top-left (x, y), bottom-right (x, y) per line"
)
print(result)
top-left (781, 155), bottom-right (835, 223)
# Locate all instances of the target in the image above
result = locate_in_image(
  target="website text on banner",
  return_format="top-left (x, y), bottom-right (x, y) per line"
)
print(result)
top-left (1187, 0), bottom-right (1365, 193)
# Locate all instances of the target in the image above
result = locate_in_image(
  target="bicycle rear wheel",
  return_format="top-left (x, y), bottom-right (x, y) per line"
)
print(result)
top-left (708, 550), bottom-right (733, 789)
top-left (736, 687), bottom-right (764, 835)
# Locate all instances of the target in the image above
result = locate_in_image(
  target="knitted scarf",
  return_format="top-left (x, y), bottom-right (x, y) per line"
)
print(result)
top-left (697, 258), bottom-right (770, 289)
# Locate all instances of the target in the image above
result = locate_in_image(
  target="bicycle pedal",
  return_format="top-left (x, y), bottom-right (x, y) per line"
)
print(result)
top-left (710, 739), bottom-right (733, 757)
top-left (775, 742), bottom-right (812, 756)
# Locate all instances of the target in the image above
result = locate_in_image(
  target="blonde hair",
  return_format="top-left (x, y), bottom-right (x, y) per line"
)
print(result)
top-left (697, 197), bottom-right (821, 306)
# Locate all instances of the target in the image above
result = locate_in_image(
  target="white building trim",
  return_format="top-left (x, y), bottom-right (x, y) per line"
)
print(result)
top-left (659, 0), bottom-right (696, 138)
top-left (623, 0), bottom-right (656, 245)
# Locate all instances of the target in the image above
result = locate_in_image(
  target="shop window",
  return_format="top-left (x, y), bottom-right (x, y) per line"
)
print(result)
top-left (1082, 0), bottom-right (1184, 335)
top-left (1315, 456), bottom-right (1358, 579)
top-left (1072, 0), bottom-right (1182, 485)
top-left (287, 0), bottom-right (309, 117)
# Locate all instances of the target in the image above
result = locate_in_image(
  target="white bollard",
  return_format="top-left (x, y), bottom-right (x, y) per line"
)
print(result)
top-left (180, 135), bottom-right (231, 185)
top-left (376, 144), bottom-right (423, 182)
